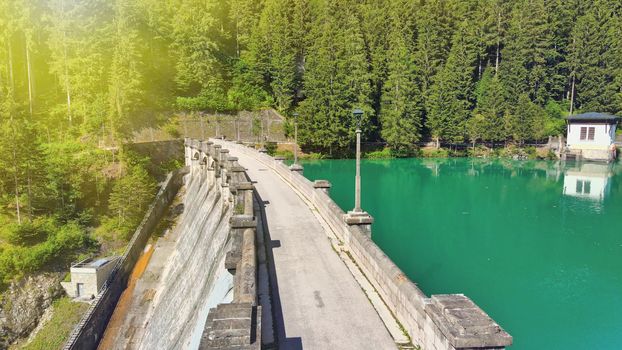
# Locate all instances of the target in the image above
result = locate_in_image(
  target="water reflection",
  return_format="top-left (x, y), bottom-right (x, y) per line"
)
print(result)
top-left (562, 163), bottom-right (614, 201)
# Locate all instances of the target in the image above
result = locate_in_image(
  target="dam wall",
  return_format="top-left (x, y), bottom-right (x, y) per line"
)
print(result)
top-left (66, 138), bottom-right (263, 350)
top-left (184, 139), bottom-right (262, 350)
top-left (63, 168), bottom-right (187, 350)
top-left (217, 140), bottom-right (512, 350)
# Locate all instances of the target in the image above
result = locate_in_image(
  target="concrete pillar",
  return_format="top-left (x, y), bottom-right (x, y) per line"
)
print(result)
top-left (289, 163), bottom-right (303, 174)
top-left (236, 227), bottom-right (257, 305)
top-left (274, 155), bottom-right (285, 164)
top-left (344, 212), bottom-right (374, 237)
top-left (313, 180), bottom-right (331, 195)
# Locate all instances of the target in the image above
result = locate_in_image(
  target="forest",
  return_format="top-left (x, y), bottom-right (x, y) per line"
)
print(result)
top-left (0, 0), bottom-right (621, 289)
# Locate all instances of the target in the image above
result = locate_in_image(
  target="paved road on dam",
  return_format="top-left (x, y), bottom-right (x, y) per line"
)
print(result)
top-left (215, 141), bottom-right (395, 350)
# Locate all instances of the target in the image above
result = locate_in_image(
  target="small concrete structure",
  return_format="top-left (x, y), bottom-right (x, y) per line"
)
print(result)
top-left (61, 257), bottom-right (120, 299)
top-left (564, 112), bottom-right (619, 162)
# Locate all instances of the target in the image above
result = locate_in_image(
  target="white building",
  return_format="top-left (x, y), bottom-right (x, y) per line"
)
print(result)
top-left (565, 112), bottom-right (619, 162)
top-left (563, 163), bottom-right (613, 201)
top-left (61, 256), bottom-right (119, 299)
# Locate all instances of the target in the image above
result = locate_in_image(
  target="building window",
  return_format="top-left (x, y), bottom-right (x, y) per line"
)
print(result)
top-left (588, 127), bottom-right (595, 140)
top-left (576, 180), bottom-right (591, 194)
top-left (579, 127), bottom-right (596, 141)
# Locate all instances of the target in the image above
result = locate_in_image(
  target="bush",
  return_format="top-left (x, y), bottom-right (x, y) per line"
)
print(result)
top-left (264, 142), bottom-right (278, 156)
top-left (365, 148), bottom-right (393, 159)
top-left (0, 220), bottom-right (94, 288)
top-left (276, 150), bottom-right (294, 159)
top-left (467, 145), bottom-right (491, 158)
top-left (304, 152), bottom-right (326, 160)
top-left (420, 148), bottom-right (449, 158)
top-left (2, 217), bottom-right (55, 246)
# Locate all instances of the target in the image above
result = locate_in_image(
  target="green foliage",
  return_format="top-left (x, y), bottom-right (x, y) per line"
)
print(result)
top-left (365, 148), bottom-right (394, 159)
top-left (0, 220), bottom-right (95, 287)
top-left (103, 163), bottom-right (156, 240)
top-left (427, 20), bottom-right (478, 145)
top-left (264, 142), bottom-right (278, 156)
top-left (421, 148), bottom-right (450, 158)
top-left (20, 297), bottom-right (89, 350)
top-left (379, 7), bottom-right (423, 153)
top-left (297, 0), bottom-right (374, 154)
top-left (2, 217), bottom-right (55, 247)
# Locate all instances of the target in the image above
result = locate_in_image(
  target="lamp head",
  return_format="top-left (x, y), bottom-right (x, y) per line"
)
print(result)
top-left (352, 108), bottom-right (364, 129)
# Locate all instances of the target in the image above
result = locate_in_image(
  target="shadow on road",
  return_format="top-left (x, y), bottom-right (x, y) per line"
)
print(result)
top-left (255, 190), bottom-right (303, 350)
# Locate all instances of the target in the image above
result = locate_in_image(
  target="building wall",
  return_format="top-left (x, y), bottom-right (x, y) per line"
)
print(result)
top-left (69, 269), bottom-right (99, 299)
top-left (95, 259), bottom-right (120, 292)
top-left (563, 175), bottom-right (609, 200)
top-left (567, 123), bottom-right (616, 150)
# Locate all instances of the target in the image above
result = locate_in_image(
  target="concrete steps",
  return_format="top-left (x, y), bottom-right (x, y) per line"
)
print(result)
top-left (199, 303), bottom-right (260, 350)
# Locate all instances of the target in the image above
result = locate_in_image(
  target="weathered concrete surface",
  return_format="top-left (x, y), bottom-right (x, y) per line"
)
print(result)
top-left (213, 140), bottom-right (396, 350)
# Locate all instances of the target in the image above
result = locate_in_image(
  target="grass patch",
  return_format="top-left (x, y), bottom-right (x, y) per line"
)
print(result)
top-left (18, 297), bottom-right (88, 350)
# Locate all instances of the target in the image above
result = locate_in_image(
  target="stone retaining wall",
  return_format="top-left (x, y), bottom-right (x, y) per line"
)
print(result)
top-left (217, 140), bottom-right (512, 350)
top-left (63, 168), bottom-right (187, 350)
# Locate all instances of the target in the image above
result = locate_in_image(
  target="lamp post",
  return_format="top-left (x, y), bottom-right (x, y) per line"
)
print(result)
top-left (289, 112), bottom-right (303, 173)
top-left (345, 108), bottom-right (373, 234)
top-left (293, 112), bottom-right (299, 165)
top-left (353, 108), bottom-right (363, 212)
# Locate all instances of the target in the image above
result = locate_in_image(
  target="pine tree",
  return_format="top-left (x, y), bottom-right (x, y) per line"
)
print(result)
top-left (108, 0), bottom-right (144, 141)
top-left (427, 20), bottom-right (478, 146)
top-left (505, 94), bottom-right (545, 144)
top-left (379, 8), bottom-right (422, 153)
top-left (500, 0), bottom-right (555, 106)
top-left (475, 68), bottom-right (507, 142)
top-left (568, 4), bottom-right (617, 113)
top-left (250, 0), bottom-right (297, 113)
top-left (298, 0), bottom-right (373, 154)
top-left (414, 0), bottom-right (457, 103)
top-left (610, 13), bottom-right (622, 114)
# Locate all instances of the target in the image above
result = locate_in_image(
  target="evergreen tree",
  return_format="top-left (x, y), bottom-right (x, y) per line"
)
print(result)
top-left (298, 1), bottom-right (373, 154)
top-left (379, 8), bottom-right (422, 152)
top-left (500, 0), bottom-right (555, 106)
top-left (568, 4), bottom-right (617, 113)
top-left (475, 68), bottom-right (507, 142)
top-left (414, 0), bottom-right (457, 102)
top-left (427, 20), bottom-right (478, 146)
top-left (108, 0), bottom-right (144, 141)
top-left (505, 94), bottom-right (545, 143)
top-left (251, 0), bottom-right (297, 113)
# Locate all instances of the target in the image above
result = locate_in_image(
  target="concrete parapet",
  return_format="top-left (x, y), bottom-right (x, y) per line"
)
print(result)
top-left (230, 215), bottom-right (257, 229)
top-left (186, 140), bottom-right (261, 350)
top-left (313, 179), bottom-right (331, 191)
top-left (212, 139), bottom-right (512, 350)
top-left (426, 294), bottom-right (512, 349)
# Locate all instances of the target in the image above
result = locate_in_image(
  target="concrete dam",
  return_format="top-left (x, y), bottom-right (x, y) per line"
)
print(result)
top-left (98, 160), bottom-right (236, 349)
top-left (64, 138), bottom-right (513, 350)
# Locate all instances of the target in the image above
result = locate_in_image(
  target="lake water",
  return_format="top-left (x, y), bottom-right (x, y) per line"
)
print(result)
top-left (300, 158), bottom-right (622, 350)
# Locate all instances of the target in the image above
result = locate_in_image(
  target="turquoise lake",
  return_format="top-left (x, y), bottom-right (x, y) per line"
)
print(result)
top-left (300, 158), bottom-right (622, 350)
